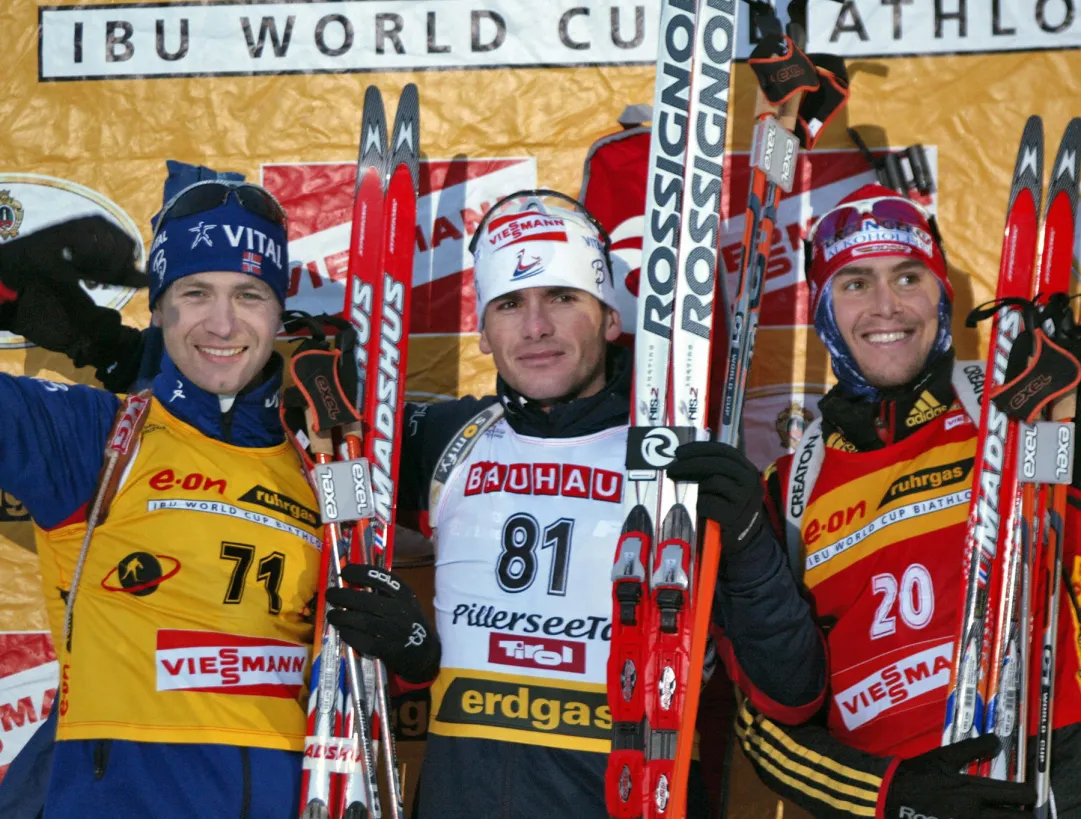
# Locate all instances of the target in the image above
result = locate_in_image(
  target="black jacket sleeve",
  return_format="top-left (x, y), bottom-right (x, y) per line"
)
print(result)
top-left (736, 698), bottom-right (892, 819)
top-left (712, 512), bottom-right (826, 720)
top-left (737, 701), bottom-right (1081, 819)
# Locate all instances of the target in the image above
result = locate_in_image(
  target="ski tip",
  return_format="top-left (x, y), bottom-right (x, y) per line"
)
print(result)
top-left (621, 504), bottom-right (653, 534)
top-left (1007, 116), bottom-right (1044, 212)
top-left (362, 84), bottom-right (384, 117)
top-left (359, 85), bottom-right (389, 190)
top-left (389, 84), bottom-right (421, 193)
top-left (1046, 118), bottom-right (1081, 209)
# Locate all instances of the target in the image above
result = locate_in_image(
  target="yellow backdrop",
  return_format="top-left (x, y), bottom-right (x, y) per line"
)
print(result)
top-left (3, 1), bottom-right (1081, 816)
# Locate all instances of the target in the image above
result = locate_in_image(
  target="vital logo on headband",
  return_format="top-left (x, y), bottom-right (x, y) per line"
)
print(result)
top-left (181, 222), bottom-right (284, 268)
top-left (148, 194), bottom-right (289, 307)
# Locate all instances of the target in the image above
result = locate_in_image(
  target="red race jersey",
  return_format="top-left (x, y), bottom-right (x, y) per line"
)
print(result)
top-left (772, 397), bottom-right (1081, 758)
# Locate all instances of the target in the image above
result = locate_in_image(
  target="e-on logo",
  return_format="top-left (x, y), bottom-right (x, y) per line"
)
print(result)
top-left (100, 551), bottom-right (181, 596)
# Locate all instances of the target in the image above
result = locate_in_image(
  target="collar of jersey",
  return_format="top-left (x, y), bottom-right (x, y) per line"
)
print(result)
top-left (151, 351), bottom-right (285, 448)
top-left (818, 349), bottom-right (957, 451)
top-left (497, 345), bottom-right (631, 438)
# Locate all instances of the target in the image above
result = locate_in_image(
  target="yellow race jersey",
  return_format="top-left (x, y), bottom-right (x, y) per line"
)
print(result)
top-left (36, 397), bottom-right (321, 750)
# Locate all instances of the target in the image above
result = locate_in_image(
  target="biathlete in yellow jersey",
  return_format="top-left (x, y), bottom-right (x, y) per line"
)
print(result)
top-left (0, 172), bottom-right (438, 818)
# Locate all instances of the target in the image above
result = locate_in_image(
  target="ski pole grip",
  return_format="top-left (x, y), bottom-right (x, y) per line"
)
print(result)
top-left (305, 408), bottom-right (334, 457)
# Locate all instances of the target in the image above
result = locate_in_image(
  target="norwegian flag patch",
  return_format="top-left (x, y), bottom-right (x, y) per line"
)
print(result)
top-left (241, 251), bottom-right (262, 274)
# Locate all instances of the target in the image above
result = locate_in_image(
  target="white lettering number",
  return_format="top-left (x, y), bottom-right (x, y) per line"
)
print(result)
top-left (870, 564), bottom-right (934, 640)
top-left (870, 573), bottom-right (898, 639)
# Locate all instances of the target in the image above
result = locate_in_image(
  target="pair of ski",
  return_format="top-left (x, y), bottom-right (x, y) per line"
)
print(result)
top-left (291, 84), bottom-right (420, 819)
top-left (605, 1), bottom-right (806, 816)
top-left (943, 116), bottom-right (1081, 814)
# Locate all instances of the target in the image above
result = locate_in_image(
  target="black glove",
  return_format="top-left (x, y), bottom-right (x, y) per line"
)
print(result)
top-left (325, 564), bottom-right (440, 684)
top-left (0, 276), bottom-right (145, 392)
top-left (884, 735), bottom-right (1036, 819)
top-left (0, 215), bottom-right (145, 290)
top-left (0, 216), bottom-right (147, 391)
top-left (665, 441), bottom-right (766, 552)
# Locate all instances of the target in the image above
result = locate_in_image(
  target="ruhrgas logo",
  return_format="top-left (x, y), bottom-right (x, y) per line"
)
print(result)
top-left (878, 458), bottom-right (973, 508)
top-left (488, 632), bottom-right (586, 674)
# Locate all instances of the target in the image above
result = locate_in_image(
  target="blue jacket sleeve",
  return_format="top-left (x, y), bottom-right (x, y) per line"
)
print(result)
top-left (0, 374), bottom-right (121, 529)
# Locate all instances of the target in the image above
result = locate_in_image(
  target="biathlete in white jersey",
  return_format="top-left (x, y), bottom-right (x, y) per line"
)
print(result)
top-left (330, 190), bottom-right (828, 818)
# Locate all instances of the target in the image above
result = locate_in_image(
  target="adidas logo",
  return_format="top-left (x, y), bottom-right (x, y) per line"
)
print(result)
top-left (905, 391), bottom-right (947, 427)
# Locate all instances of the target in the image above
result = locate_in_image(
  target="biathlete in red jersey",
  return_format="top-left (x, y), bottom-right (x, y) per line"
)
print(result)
top-left (737, 184), bottom-right (1081, 819)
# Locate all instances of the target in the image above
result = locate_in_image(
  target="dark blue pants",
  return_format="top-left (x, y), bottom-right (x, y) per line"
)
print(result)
top-left (0, 712), bottom-right (302, 819)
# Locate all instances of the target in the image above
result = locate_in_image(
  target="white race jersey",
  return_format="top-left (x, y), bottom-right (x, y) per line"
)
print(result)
top-left (427, 418), bottom-right (627, 753)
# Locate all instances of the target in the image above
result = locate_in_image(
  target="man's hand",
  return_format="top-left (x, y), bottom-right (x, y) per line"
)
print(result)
top-left (325, 564), bottom-right (440, 684)
top-left (665, 441), bottom-right (767, 553)
top-left (0, 215), bottom-right (144, 290)
top-left (884, 735), bottom-right (1035, 819)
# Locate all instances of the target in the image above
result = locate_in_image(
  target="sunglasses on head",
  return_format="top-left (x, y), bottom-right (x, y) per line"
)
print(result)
top-left (468, 188), bottom-right (612, 258)
top-left (807, 195), bottom-right (934, 247)
top-left (155, 180), bottom-right (288, 234)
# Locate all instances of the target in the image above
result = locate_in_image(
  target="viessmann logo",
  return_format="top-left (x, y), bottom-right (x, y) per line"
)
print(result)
top-left (836, 641), bottom-right (953, 731)
top-left (488, 632), bottom-right (586, 674)
top-left (155, 629), bottom-right (307, 698)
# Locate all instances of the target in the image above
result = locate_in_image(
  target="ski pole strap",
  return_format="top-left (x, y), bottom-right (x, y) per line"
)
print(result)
top-left (992, 330), bottom-right (1081, 423)
top-left (428, 402), bottom-right (505, 515)
top-left (63, 388), bottom-right (153, 649)
top-left (795, 53), bottom-right (850, 150)
top-left (784, 360), bottom-right (986, 582)
top-left (95, 389), bottom-right (154, 521)
top-left (290, 348), bottom-right (363, 433)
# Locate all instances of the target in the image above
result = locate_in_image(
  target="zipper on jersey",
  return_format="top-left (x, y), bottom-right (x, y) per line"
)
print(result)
top-left (92, 739), bottom-right (111, 779)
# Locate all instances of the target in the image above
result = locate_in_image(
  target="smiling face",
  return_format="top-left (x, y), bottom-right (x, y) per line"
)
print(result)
top-left (830, 256), bottom-right (943, 389)
top-left (153, 271), bottom-right (282, 395)
top-left (479, 286), bottom-right (621, 407)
